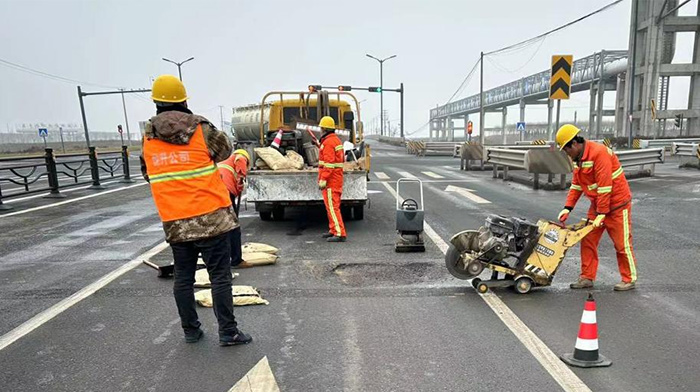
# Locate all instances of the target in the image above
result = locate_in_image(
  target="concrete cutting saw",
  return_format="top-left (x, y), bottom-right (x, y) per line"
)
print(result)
top-left (445, 214), bottom-right (595, 294)
top-left (394, 178), bottom-right (426, 252)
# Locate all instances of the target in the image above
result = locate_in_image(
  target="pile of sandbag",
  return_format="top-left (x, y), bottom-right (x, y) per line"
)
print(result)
top-left (254, 147), bottom-right (304, 171)
top-left (241, 242), bottom-right (279, 266)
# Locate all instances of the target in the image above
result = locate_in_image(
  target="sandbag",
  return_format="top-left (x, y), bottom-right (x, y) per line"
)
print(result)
top-left (242, 252), bottom-right (278, 266)
top-left (254, 147), bottom-right (291, 171)
top-left (194, 269), bottom-right (238, 288)
top-left (242, 242), bottom-right (279, 255)
top-left (195, 286), bottom-right (269, 307)
top-left (286, 150), bottom-right (305, 170)
top-left (255, 158), bottom-right (270, 170)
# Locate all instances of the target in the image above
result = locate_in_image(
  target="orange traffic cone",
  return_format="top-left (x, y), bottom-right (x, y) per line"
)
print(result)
top-left (270, 128), bottom-right (284, 149)
top-left (560, 293), bottom-right (612, 368)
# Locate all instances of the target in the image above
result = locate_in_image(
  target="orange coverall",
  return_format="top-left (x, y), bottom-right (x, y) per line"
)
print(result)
top-left (318, 131), bottom-right (346, 237)
top-left (565, 141), bottom-right (638, 283)
top-left (218, 154), bottom-right (248, 197)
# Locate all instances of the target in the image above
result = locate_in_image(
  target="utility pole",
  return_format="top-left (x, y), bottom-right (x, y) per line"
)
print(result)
top-left (400, 82), bottom-right (404, 139)
top-left (120, 89), bottom-right (132, 146)
top-left (219, 105), bottom-right (225, 132)
top-left (162, 57), bottom-right (195, 81)
top-left (479, 51), bottom-right (485, 146)
top-left (366, 53), bottom-right (397, 137)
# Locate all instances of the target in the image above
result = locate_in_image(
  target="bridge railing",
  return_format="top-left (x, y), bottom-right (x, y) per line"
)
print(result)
top-left (0, 146), bottom-right (134, 211)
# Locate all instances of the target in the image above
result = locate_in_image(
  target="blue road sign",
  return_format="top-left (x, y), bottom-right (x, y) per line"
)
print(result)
top-left (516, 122), bottom-right (526, 132)
top-left (38, 128), bottom-right (48, 137)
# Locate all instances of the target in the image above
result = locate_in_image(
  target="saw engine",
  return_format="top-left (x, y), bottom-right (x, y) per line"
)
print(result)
top-left (446, 215), bottom-right (539, 279)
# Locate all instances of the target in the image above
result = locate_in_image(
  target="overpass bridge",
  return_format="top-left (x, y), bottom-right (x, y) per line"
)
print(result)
top-left (429, 50), bottom-right (628, 143)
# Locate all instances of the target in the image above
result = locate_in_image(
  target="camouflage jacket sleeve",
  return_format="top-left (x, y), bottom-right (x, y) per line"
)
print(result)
top-left (200, 122), bottom-right (232, 163)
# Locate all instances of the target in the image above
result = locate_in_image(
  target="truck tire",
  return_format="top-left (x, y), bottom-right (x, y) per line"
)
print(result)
top-left (353, 205), bottom-right (364, 220)
top-left (259, 211), bottom-right (272, 221)
top-left (341, 206), bottom-right (352, 221)
top-left (272, 206), bottom-right (285, 221)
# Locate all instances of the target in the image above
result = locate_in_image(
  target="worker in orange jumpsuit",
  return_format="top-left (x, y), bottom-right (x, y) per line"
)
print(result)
top-left (218, 149), bottom-right (251, 267)
top-left (318, 116), bottom-right (346, 242)
top-left (556, 124), bottom-right (638, 291)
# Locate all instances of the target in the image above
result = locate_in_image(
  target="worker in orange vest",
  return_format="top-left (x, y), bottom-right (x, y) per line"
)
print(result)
top-left (218, 149), bottom-right (251, 268)
top-left (318, 116), bottom-right (346, 242)
top-left (556, 124), bottom-right (638, 291)
top-left (141, 75), bottom-right (252, 346)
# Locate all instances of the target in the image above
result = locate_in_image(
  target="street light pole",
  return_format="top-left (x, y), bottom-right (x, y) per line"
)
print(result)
top-left (162, 57), bottom-right (195, 81)
top-left (366, 53), bottom-right (397, 137)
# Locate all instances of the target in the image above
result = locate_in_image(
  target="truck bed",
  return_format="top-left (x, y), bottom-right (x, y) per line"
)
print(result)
top-left (246, 169), bottom-right (368, 203)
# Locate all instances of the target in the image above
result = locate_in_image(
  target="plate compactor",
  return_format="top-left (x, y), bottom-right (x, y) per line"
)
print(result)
top-left (445, 214), bottom-right (595, 294)
top-left (395, 178), bottom-right (426, 252)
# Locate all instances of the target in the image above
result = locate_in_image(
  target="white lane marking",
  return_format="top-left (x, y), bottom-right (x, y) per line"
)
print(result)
top-left (397, 171), bottom-right (418, 179)
top-left (0, 241), bottom-right (169, 351)
top-left (445, 185), bottom-right (491, 204)
top-left (4, 179), bottom-right (126, 203)
top-left (374, 172), bottom-right (390, 180)
top-left (380, 181), bottom-right (591, 392)
top-left (228, 356), bottom-right (280, 392)
top-left (368, 179), bottom-right (478, 184)
top-left (422, 171), bottom-right (445, 179)
top-left (0, 182), bottom-right (149, 218)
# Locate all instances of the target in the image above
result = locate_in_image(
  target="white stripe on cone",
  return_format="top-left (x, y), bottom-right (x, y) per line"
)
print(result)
top-left (580, 310), bottom-right (597, 324)
top-left (575, 337), bottom-right (599, 351)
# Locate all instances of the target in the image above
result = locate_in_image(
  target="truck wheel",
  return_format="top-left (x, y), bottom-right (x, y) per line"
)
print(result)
top-left (259, 211), bottom-right (272, 221)
top-left (272, 207), bottom-right (285, 221)
top-left (341, 206), bottom-right (353, 221)
top-left (353, 205), bottom-right (364, 220)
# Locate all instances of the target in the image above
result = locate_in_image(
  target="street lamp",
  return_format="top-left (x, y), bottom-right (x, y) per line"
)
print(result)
top-left (162, 57), bottom-right (195, 81)
top-left (366, 53), bottom-right (397, 136)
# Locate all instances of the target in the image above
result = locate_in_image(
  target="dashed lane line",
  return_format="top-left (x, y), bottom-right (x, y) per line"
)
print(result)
top-left (374, 172), bottom-right (391, 180)
top-left (380, 181), bottom-right (591, 392)
top-left (0, 241), bottom-right (169, 351)
top-left (421, 171), bottom-right (445, 179)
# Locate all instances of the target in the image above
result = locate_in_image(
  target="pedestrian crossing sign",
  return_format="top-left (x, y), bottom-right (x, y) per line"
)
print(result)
top-left (516, 122), bottom-right (526, 132)
top-left (38, 128), bottom-right (48, 138)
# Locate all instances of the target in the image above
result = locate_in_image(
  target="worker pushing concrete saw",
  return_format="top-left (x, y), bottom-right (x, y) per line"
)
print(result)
top-left (445, 215), bottom-right (596, 294)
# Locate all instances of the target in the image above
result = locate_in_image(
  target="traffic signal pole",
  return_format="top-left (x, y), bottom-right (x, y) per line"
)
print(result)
top-left (400, 83), bottom-right (404, 139)
top-left (380, 61), bottom-right (384, 136)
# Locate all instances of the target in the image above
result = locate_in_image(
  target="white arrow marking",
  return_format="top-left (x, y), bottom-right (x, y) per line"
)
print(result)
top-left (422, 171), bottom-right (445, 179)
top-left (374, 171), bottom-right (390, 180)
top-left (445, 185), bottom-right (491, 204)
top-left (228, 356), bottom-right (280, 392)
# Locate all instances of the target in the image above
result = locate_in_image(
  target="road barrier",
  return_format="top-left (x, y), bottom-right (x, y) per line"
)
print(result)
top-left (671, 142), bottom-right (700, 168)
top-left (0, 146), bottom-right (134, 210)
top-left (486, 146), bottom-right (571, 190)
top-left (616, 148), bottom-right (664, 175)
top-left (461, 143), bottom-right (551, 171)
top-left (639, 138), bottom-right (700, 151)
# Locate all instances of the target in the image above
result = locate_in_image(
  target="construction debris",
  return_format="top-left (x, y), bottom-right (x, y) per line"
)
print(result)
top-left (194, 269), bottom-right (239, 288)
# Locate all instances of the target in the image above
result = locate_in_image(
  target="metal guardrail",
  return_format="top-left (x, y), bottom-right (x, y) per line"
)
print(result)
top-left (671, 143), bottom-right (700, 169)
top-left (639, 138), bottom-right (700, 150)
top-left (486, 148), bottom-right (527, 169)
top-left (0, 146), bottom-right (134, 211)
top-left (616, 148), bottom-right (665, 170)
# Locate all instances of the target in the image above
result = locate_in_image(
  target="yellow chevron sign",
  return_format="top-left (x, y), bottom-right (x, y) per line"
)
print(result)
top-left (550, 55), bottom-right (573, 100)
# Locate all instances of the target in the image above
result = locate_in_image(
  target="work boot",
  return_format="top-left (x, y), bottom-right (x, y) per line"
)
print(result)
top-left (569, 278), bottom-right (594, 289)
top-left (232, 261), bottom-right (254, 269)
top-left (614, 281), bottom-right (636, 291)
top-left (184, 328), bottom-right (204, 343)
top-left (219, 330), bottom-right (253, 347)
top-left (327, 236), bottom-right (347, 243)
top-left (321, 232), bottom-right (334, 239)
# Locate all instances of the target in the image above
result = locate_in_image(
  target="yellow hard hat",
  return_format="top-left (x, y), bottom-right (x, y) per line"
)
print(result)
top-left (151, 75), bottom-right (188, 103)
top-left (319, 116), bottom-right (336, 129)
top-left (234, 149), bottom-right (250, 162)
top-left (555, 124), bottom-right (581, 150)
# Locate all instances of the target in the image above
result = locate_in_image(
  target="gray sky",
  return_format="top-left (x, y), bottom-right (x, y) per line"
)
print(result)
top-left (0, 0), bottom-right (696, 138)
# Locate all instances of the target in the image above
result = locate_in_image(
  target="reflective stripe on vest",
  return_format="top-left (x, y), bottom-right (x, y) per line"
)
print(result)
top-left (581, 161), bottom-right (594, 168)
top-left (612, 167), bottom-right (624, 179)
top-left (144, 124), bottom-right (231, 222)
top-left (570, 184), bottom-right (582, 191)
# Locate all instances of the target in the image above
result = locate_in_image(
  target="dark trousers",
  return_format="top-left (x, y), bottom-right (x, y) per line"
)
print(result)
top-left (229, 227), bottom-right (242, 266)
top-left (171, 232), bottom-right (237, 336)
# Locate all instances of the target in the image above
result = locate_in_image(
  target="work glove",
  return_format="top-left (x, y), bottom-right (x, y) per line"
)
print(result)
top-left (592, 214), bottom-right (606, 228)
top-left (318, 180), bottom-right (327, 190)
top-left (558, 207), bottom-right (572, 223)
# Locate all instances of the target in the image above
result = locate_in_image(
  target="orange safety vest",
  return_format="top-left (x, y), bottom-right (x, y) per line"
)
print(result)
top-left (143, 124), bottom-right (231, 222)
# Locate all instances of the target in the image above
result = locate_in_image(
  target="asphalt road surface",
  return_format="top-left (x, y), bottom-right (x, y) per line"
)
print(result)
top-left (0, 141), bottom-right (699, 391)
